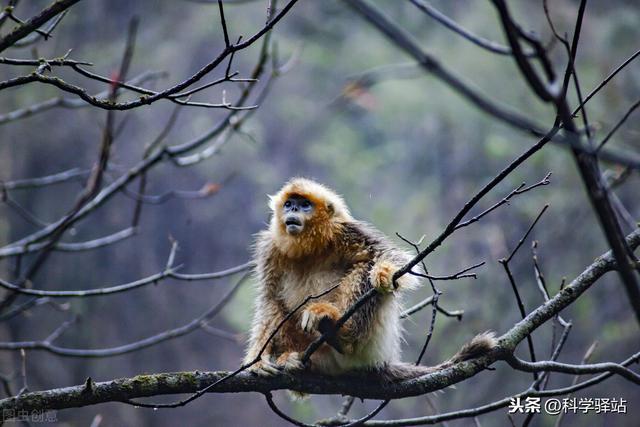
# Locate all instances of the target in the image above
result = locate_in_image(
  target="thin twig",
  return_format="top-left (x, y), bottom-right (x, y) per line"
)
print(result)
top-left (0, 274), bottom-right (247, 357)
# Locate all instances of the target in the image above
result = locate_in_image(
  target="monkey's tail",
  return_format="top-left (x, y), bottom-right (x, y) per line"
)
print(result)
top-left (444, 330), bottom-right (498, 365)
top-left (375, 331), bottom-right (498, 381)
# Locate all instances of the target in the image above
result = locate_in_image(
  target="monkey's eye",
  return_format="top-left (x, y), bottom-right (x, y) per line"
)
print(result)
top-left (284, 200), bottom-right (292, 209)
top-left (301, 200), bottom-right (312, 209)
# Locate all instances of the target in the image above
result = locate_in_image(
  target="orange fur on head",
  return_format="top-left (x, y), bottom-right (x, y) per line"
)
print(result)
top-left (268, 178), bottom-right (352, 258)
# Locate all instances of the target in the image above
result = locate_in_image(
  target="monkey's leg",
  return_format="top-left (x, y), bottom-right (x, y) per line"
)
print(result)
top-left (245, 300), bottom-right (287, 376)
top-left (249, 308), bottom-right (317, 376)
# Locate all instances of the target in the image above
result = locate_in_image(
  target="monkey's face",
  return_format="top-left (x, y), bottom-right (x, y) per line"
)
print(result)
top-left (282, 195), bottom-right (314, 235)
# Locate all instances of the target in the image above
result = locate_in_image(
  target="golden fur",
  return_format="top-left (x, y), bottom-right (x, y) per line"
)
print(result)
top-left (244, 178), bottom-right (496, 380)
top-left (267, 178), bottom-right (352, 259)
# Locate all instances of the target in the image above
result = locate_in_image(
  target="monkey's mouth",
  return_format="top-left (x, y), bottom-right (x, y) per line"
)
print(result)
top-left (285, 218), bottom-right (303, 234)
top-left (285, 218), bottom-right (302, 227)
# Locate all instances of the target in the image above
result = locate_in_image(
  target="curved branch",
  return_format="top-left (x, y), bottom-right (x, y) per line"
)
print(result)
top-left (409, 0), bottom-right (521, 56)
top-left (1, 168), bottom-right (89, 190)
top-left (0, 19), bottom-right (273, 255)
top-left (2, 348), bottom-right (638, 418)
top-left (0, 268), bottom-right (174, 298)
top-left (0, 71), bottom-right (166, 125)
top-left (342, 0), bottom-right (640, 171)
top-left (170, 262), bottom-right (252, 281)
top-left (0, 0), bottom-right (82, 53)
top-left (0, 0), bottom-right (299, 111)
top-left (0, 275), bottom-right (246, 357)
top-left (506, 355), bottom-right (640, 385)
top-left (0, 261), bottom-right (249, 297)
top-left (361, 351), bottom-right (639, 426)
top-left (0, 227), bottom-right (136, 258)
top-left (0, 56), bottom-right (91, 67)
top-left (2, 228), bottom-right (637, 416)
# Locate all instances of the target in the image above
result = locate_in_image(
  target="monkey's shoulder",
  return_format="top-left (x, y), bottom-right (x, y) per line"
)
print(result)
top-left (337, 220), bottom-right (396, 254)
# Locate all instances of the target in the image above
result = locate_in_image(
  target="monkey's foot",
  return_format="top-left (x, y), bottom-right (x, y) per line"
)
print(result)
top-left (249, 355), bottom-right (282, 377)
top-left (371, 260), bottom-right (397, 293)
top-left (301, 302), bottom-right (340, 333)
top-left (276, 351), bottom-right (304, 372)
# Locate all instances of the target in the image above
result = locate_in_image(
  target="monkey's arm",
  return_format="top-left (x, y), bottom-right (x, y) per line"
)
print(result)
top-left (342, 221), bottom-right (420, 292)
top-left (300, 226), bottom-right (419, 351)
top-left (370, 249), bottom-right (420, 293)
top-left (329, 247), bottom-right (419, 345)
top-left (301, 261), bottom-right (377, 353)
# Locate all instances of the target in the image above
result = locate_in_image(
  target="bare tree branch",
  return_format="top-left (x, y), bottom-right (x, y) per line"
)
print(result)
top-left (0, 0), bottom-right (81, 53)
top-left (409, 0), bottom-right (524, 56)
top-left (0, 227), bottom-right (136, 258)
top-left (0, 274), bottom-right (247, 358)
top-left (0, 71), bottom-right (166, 125)
top-left (0, 258), bottom-right (249, 297)
top-left (4, 226), bottom-right (636, 418)
top-left (491, 0), bottom-right (640, 325)
top-left (0, 0), bottom-right (299, 111)
top-left (506, 355), bottom-right (640, 385)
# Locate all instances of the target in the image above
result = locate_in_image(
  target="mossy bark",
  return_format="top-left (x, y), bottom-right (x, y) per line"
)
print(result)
top-left (1, 229), bottom-right (637, 421)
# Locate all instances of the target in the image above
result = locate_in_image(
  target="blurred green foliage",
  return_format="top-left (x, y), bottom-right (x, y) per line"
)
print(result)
top-left (0, 1), bottom-right (638, 426)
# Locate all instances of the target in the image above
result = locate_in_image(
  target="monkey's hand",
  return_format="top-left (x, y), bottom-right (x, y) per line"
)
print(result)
top-left (275, 351), bottom-right (304, 372)
top-left (301, 302), bottom-right (340, 333)
top-left (249, 352), bottom-right (305, 376)
top-left (301, 302), bottom-right (352, 354)
top-left (300, 302), bottom-right (353, 354)
top-left (249, 354), bottom-right (282, 377)
top-left (371, 260), bottom-right (398, 293)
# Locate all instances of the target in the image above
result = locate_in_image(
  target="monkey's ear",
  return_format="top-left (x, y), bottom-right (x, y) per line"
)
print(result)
top-left (326, 202), bottom-right (335, 216)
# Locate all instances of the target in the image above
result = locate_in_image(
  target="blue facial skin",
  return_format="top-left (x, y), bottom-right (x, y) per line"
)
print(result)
top-left (283, 196), bottom-right (313, 235)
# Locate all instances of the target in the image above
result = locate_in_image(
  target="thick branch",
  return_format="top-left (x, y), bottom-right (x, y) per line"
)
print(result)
top-left (2, 228), bottom-right (637, 417)
top-left (490, 0), bottom-right (640, 326)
